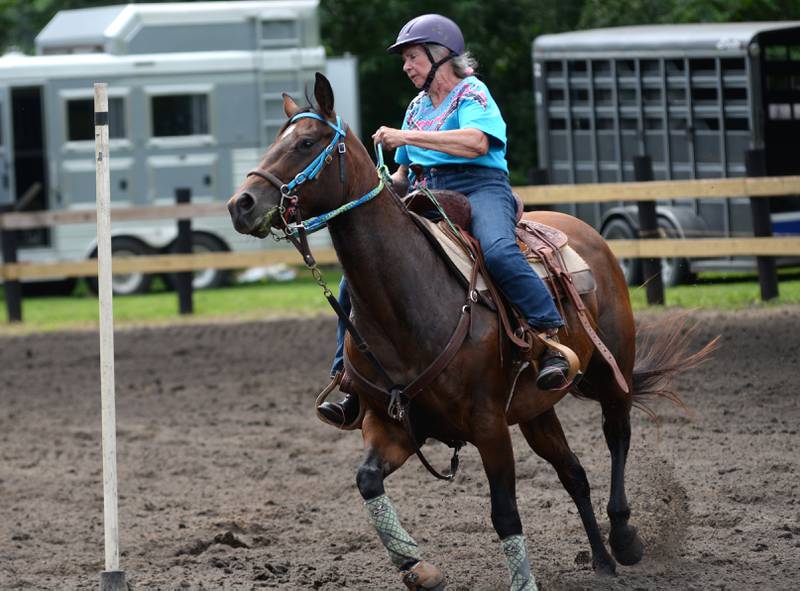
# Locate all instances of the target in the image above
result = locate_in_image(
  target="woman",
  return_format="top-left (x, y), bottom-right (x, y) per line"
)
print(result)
top-left (318, 14), bottom-right (570, 428)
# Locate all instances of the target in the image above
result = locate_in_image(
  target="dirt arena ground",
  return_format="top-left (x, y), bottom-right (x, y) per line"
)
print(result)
top-left (0, 307), bottom-right (798, 590)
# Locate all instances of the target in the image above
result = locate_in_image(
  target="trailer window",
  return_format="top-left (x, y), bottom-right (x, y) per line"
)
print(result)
top-left (666, 59), bottom-right (685, 76)
top-left (151, 94), bottom-right (209, 137)
top-left (547, 88), bottom-right (565, 103)
top-left (67, 98), bottom-right (125, 141)
top-left (769, 103), bottom-right (793, 120)
top-left (765, 46), bottom-right (788, 62)
top-left (260, 20), bottom-right (299, 48)
top-left (545, 61), bottom-right (563, 76)
top-left (594, 88), bottom-right (612, 105)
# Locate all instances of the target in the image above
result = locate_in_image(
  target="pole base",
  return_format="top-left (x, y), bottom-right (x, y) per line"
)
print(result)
top-left (100, 570), bottom-right (127, 591)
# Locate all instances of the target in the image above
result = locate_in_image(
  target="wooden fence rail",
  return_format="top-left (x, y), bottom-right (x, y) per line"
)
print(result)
top-left (515, 175), bottom-right (800, 205)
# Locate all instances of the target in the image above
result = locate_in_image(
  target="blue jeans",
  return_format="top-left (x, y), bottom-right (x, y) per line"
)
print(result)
top-left (331, 165), bottom-right (563, 374)
top-left (331, 275), bottom-right (349, 374)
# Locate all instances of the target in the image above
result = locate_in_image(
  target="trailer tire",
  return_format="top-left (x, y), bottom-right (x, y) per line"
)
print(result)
top-left (87, 236), bottom-right (155, 296)
top-left (163, 232), bottom-right (231, 291)
top-left (658, 219), bottom-right (695, 287)
top-left (602, 218), bottom-right (643, 286)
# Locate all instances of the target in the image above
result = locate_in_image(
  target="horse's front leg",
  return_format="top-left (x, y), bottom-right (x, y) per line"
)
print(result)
top-left (358, 411), bottom-right (444, 591)
top-left (476, 421), bottom-right (538, 591)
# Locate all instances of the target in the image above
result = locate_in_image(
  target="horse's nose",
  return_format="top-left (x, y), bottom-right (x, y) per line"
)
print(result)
top-left (229, 191), bottom-right (256, 218)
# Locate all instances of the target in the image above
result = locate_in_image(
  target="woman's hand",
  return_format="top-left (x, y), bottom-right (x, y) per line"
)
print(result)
top-left (372, 126), bottom-right (407, 150)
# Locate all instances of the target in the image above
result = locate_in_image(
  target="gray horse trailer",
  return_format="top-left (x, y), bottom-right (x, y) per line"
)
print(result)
top-left (0, 0), bottom-right (358, 294)
top-left (533, 23), bottom-right (800, 285)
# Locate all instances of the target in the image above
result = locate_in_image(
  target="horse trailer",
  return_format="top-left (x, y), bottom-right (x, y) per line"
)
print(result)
top-left (533, 23), bottom-right (800, 285)
top-left (0, 0), bottom-right (358, 294)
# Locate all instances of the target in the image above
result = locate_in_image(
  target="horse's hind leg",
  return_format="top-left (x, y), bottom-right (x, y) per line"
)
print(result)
top-left (475, 421), bottom-right (539, 591)
top-left (601, 399), bottom-right (644, 565)
top-left (519, 408), bottom-right (617, 576)
top-left (357, 412), bottom-right (444, 590)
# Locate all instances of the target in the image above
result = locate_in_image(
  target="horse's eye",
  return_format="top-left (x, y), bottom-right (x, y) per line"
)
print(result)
top-left (298, 138), bottom-right (315, 150)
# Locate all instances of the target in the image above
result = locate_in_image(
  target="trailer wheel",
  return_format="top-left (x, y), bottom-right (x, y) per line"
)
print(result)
top-left (602, 218), bottom-right (642, 286)
top-left (164, 232), bottom-right (231, 291)
top-left (87, 237), bottom-right (155, 296)
top-left (658, 219), bottom-right (695, 287)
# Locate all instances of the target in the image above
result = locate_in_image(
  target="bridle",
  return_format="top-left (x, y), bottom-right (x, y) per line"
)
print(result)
top-left (245, 112), bottom-right (385, 243)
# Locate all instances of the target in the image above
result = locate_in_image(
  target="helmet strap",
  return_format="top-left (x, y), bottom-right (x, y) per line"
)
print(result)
top-left (421, 46), bottom-right (457, 93)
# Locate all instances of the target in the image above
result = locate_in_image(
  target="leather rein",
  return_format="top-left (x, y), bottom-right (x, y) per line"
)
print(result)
top-left (247, 111), bottom-right (470, 481)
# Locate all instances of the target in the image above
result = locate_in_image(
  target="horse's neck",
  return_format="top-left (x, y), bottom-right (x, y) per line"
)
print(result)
top-left (328, 177), bottom-right (464, 368)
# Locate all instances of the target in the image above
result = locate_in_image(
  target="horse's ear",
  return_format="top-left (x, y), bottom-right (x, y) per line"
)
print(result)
top-left (283, 93), bottom-right (301, 118)
top-left (314, 72), bottom-right (335, 118)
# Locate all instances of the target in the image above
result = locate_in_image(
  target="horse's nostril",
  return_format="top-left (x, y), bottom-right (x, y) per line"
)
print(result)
top-left (237, 192), bottom-right (255, 214)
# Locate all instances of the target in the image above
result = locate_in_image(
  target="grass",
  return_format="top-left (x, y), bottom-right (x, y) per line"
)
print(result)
top-left (1, 267), bottom-right (799, 333)
top-left (0, 268), bottom-right (344, 333)
top-left (628, 268), bottom-right (800, 309)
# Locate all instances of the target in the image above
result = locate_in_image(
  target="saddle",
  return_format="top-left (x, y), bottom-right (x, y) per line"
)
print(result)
top-left (404, 188), bottom-right (628, 394)
top-left (404, 189), bottom-right (595, 300)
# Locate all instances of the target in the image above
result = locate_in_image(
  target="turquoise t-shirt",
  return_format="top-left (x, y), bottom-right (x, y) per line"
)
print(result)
top-left (394, 76), bottom-right (508, 174)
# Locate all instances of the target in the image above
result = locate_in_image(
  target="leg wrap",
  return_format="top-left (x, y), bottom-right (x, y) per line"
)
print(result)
top-left (365, 494), bottom-right (421, 570)
top-left (501, 535), bottom-right (538, 591)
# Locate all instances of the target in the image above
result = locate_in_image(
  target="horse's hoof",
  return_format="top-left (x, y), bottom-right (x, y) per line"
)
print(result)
top-left (402, 560), bottom-right (445, 590)
top-left (592, 554), bottom-right (617, 577)
top-left (608, 526), bottom-right (644, 566)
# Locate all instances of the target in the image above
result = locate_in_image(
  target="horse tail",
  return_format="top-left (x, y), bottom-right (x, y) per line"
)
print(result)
top-left (631, 315), bottom-right (719, 419)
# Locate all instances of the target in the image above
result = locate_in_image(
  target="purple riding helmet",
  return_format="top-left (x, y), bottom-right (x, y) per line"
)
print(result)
top-left (387, 14), bottom-right (465, 92)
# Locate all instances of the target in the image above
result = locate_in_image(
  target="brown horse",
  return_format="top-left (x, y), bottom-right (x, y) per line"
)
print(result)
top-left (228, 73), bottom-right (712, 591)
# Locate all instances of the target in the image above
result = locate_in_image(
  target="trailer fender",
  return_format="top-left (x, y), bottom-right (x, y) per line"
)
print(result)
top-left (599, 204), bottom-right (708, 239)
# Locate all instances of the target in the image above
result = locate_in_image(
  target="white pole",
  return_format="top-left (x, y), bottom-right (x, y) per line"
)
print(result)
top-left (94, 83), bottom-right (126, 590)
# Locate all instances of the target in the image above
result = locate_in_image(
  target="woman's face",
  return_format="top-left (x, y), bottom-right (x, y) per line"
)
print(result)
top-left (401, 45), bottom-right (431, 89)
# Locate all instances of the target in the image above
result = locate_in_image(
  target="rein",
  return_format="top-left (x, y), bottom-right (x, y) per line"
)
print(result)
top-left (250, 111), bottom-right (469, 481)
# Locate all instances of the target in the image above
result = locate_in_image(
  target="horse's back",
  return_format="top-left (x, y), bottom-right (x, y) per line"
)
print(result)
top-left (522, 210), bottom-right (607, 252)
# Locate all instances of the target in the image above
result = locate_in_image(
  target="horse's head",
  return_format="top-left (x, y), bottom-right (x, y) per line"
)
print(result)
top-left (228, 73), bottom-right (349, 238)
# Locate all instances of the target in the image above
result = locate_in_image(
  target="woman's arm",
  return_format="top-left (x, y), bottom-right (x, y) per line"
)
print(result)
top-left (372, 127), bottom-right (489, 159)
top-left (390, 165), bottom-right (409, 196)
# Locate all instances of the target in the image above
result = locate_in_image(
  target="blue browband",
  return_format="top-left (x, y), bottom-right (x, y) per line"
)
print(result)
top-left (280, 112), bottom-right (386, 236)
top-left (282, 112), bottom-right (347, 196)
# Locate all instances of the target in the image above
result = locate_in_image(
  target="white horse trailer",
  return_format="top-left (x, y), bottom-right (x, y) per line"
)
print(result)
top-left (0, 1), bottom-right (358, 294)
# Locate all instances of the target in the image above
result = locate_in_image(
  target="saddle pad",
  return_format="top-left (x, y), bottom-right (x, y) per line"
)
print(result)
top-left (416, 215), bottom-right (596, 297)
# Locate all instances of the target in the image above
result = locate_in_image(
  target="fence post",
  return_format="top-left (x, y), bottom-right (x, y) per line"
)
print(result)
top-left (175, 188), bottom-right (194, 315)
top-left (745, 149), bottom-right (779, 301)
top-left (528, 167), bottom-right (549, 186)
top-left (633, 155), bottom-right (665, 305)
top-left (0, 205), bottom-right (22, 322)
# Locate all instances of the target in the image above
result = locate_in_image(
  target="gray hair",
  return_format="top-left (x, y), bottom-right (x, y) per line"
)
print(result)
top-left (426, 43), bottom-right (478, 78)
